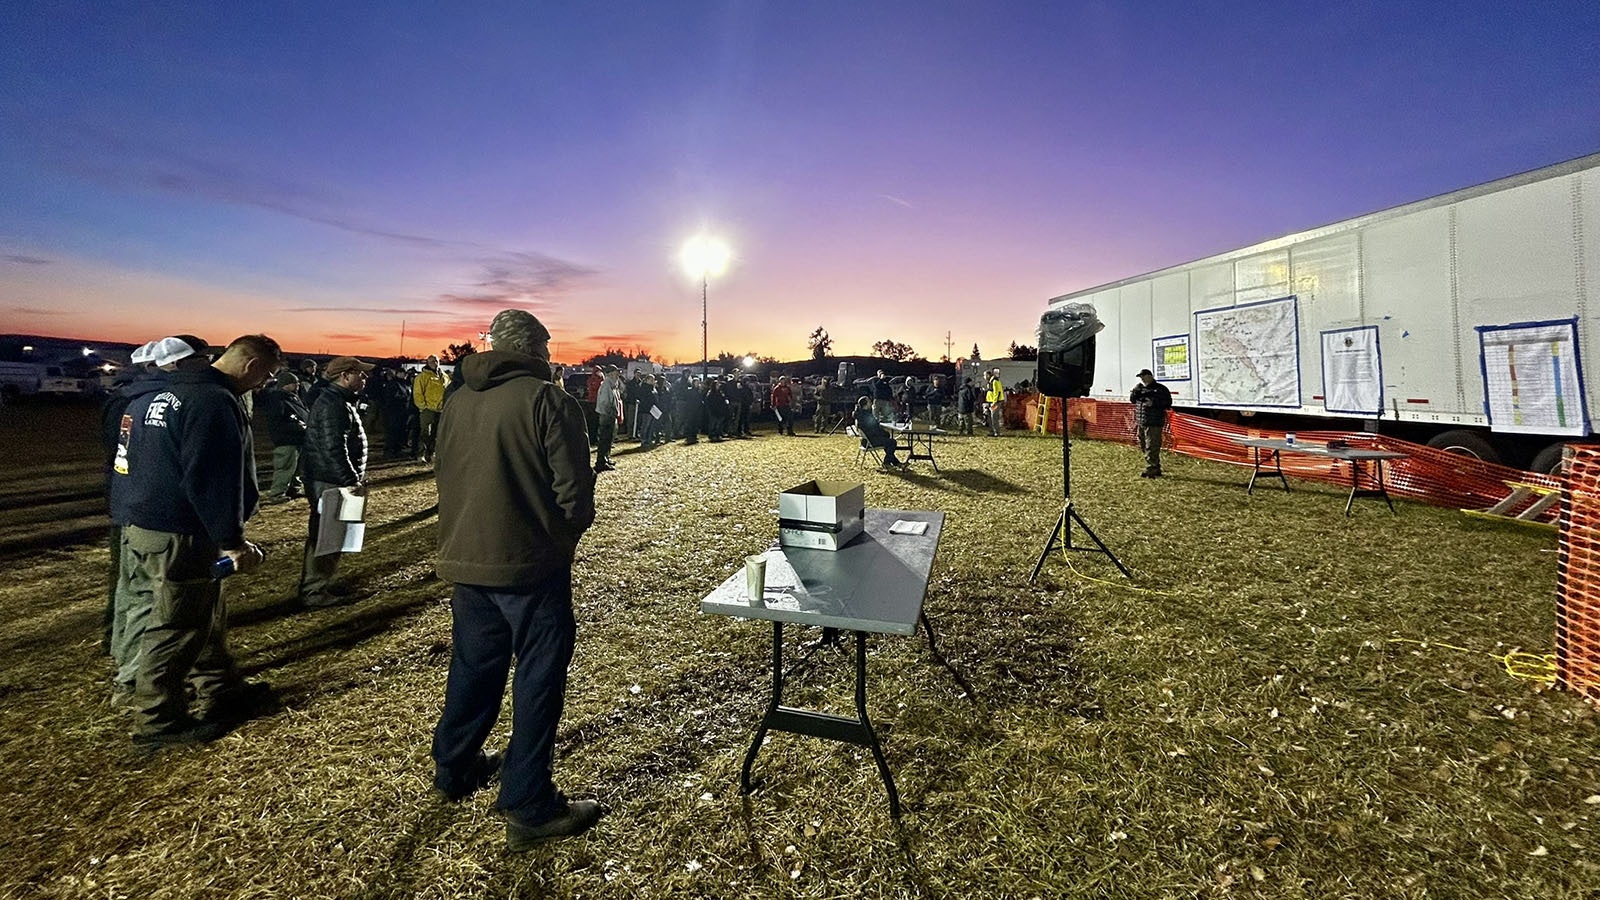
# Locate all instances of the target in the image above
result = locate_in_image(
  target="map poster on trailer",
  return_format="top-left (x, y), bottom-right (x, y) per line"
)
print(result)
top-left (1193, 295), bottom-right (1301, 407)
top-left (1476, 318), bottom-right (1589, 436)
top-left (1320, 325), bottom-right (1383, 416)
top-left (1152, 334), bottom-right (1190, 381)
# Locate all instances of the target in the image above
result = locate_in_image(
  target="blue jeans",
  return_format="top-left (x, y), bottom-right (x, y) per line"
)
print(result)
top-left (431, 571), bottom-right (575, 823)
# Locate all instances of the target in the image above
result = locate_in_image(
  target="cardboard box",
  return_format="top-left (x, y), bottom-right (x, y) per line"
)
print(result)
top-left (778, 480), bottom-right (865, 551)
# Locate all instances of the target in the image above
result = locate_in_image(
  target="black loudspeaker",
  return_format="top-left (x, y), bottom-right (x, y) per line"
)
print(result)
top-left (1036, 337), bottom-right (1096, 398)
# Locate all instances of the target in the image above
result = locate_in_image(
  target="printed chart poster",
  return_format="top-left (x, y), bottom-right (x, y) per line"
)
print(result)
top-left (1321, 325), bottom-right (1383, 416)
top-left (1152, 334), bottom-right (1191, 381)
top-left (1477, 318), bottom-right (1589, 436)
top-left (1194, 295), bottom-right (1301, 407)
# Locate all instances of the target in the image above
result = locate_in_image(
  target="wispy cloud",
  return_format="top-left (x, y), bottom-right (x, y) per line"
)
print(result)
top-left (2, 306), bottom-right (66, 316)
top-left (281, 305), bottom-right (448, 315)
top-left (2, 254), bottom-right (51, 265)
top-left (879, 194), bottom-right (915, 209)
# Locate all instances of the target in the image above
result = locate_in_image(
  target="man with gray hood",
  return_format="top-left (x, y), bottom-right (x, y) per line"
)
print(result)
top-left (430, 308), bottom-right (601, 850)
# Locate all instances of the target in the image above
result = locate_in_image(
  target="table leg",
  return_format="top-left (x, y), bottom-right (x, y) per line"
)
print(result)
top-left (738, 624), bottom-right (902, 818)
top-left (854, 631), bottom-right (901, 818)
top-left (740, 620), bottom-right (786, 796)
top-left (1344, 460), bottom-right (1359, 516)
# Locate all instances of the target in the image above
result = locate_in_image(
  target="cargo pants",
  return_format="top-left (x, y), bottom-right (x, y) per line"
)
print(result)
top-left (121, 524), bottom-right (239, 736)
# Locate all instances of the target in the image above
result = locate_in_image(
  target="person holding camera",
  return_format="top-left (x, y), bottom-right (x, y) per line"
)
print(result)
top-left (1129, 368), bottom-right (1173, 477)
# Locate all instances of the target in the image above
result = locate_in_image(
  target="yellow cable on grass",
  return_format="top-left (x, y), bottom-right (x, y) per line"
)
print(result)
top-left (1389, 637), bottom-right (1557, 683)
top-left (1061, 559), bottom-right (1183, 597)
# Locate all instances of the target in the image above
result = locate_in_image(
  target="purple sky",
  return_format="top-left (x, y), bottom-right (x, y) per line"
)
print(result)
top-left (2, 2), bottom-right (1597, 363)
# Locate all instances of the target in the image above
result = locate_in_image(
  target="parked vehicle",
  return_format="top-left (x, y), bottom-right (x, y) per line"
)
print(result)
top-left (1050, 151), bottom-right (1600, 471)
top-left (0, 361), bottom-right (95, 400)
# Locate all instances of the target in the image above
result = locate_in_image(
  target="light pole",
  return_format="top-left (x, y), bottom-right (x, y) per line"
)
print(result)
top-left (681, 234), bottom-right (730, 380)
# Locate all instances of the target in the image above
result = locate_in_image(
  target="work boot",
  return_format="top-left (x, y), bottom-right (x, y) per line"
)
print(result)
top-left (505, 799), bottom-right (602, 851)
top-left (134, 717), bottom-right (228, 750)
top-left (434, 750), bottom-right (504, 802)
top-left (199, 680), bottom-right (277, 725)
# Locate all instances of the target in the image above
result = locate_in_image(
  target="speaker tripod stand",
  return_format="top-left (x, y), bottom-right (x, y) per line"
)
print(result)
top-left (1030, 410), bottom-right (1130, 581)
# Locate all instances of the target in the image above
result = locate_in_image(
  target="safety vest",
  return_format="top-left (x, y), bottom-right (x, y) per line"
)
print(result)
top-left (985, 377), bottom-right (1004, 404)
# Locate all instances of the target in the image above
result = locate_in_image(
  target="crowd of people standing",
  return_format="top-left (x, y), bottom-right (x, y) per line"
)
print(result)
top-left (97, 323), bottom-right (1027, 851)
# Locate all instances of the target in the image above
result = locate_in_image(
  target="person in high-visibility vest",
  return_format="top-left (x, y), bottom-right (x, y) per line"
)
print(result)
top-left (984, 369), bottom-right (1005, 436)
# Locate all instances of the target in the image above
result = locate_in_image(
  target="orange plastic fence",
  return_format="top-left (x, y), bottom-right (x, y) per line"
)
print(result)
top-left (1046, 397), bottom-right (1560, 516)
top-left (1559, 448), bottom-right (1600, 700)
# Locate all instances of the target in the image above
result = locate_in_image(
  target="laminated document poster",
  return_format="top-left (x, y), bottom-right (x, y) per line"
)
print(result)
top-left (1194, 295), bottom-right (1300, 407)
top-left (1320, 325), bottom-right (1383, 416)
top-left (1476, 318), bottom-right (1589, 436)
top-left (1152, 334), bottom-right (1190, 382)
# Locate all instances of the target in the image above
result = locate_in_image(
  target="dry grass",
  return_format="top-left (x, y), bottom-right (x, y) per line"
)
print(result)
top-left (1, 411), bottom-right (1597, 899)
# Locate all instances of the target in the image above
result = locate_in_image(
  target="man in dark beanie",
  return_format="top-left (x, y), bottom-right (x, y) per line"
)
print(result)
top-left (430, 307), bottom-right (601, 850)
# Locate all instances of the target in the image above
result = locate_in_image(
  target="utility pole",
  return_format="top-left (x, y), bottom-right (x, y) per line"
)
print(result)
top-left (944, 330), bottom-right (954, 362)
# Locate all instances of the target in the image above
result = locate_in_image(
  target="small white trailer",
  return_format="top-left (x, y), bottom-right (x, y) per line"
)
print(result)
top-left (1049, 151), bottom-right (1600, 470)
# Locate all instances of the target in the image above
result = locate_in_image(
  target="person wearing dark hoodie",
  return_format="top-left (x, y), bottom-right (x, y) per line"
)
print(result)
top-left (100, 359), bottom-right (161, 658)
top-left (430, 308), bottom-right (601, 851)
top-left (108, 334), bottom-right (281, 747)
top-left (258, 369), bottom-right (309, 503)
top-left (105, 338), bottom-right (204, 701)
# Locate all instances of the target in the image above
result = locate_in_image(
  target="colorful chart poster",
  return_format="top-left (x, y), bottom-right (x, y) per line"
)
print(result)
top-left (1194, 296), bottom-right (1301, 407)
top-left (1152, 334), bottom-right (1190, 381)
top-left (1321, 325), bottom-right (1383, 415)
top-left (1477, 318), bottom-right (1589, 436)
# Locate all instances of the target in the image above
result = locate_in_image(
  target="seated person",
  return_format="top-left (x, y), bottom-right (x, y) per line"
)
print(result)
top-left (854, 396), bottom-right (903, 467)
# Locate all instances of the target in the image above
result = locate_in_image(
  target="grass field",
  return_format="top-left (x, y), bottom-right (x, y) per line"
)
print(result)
top-left (0, 415), bottom-right (1595, 899)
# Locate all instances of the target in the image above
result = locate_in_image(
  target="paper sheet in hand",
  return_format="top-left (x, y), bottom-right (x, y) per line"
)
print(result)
top-left (315, 487), bottom-right (367, 556)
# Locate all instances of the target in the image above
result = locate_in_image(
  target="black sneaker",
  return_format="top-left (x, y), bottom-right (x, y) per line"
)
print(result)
top-left (505, 799), bottom-right (602, 851)
top-left (134, 718), bottom-right (228, 749)
top-left (434, 750), bottom-right (504, 802)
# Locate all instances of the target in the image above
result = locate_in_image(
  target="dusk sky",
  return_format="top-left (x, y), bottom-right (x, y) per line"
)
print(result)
top-left (3, 2), bottom-right (1598, 364)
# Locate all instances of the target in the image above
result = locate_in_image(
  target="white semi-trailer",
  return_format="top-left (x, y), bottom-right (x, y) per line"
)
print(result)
top-left (1049, 151), bottom-right (1600, 471)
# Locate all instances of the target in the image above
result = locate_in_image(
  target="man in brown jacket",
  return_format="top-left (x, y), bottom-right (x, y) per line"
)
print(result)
top-left (430, 308), bottom-right (601, 851)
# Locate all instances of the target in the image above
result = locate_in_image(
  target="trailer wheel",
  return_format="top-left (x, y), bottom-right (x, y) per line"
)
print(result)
top-left (1529, 442), bottom-right (1568, 475)
top-left (1426, 429), bottom-right (1501, 465)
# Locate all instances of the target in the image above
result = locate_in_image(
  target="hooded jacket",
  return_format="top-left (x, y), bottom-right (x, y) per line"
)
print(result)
top-left (260, 381), bottom-right (309, 447)
top-left (435, 350), bottom-right (596, 587)
top-left (108, 366), bottom-right (256, 549)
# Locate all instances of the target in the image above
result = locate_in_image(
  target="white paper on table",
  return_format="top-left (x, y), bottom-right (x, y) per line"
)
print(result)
top-left (888, 519), bottom-right (928, 535)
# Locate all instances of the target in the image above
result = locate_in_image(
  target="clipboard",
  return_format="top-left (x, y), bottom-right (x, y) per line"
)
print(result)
top-left (315, 487), bottom-right (367, 556)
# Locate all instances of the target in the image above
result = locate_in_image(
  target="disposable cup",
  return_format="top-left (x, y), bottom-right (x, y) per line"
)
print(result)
top-left (745, 555), bottom-right (767, 605)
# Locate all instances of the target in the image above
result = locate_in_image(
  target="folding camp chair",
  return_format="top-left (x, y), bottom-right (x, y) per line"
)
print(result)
top-left (846, 425), bottom-right (884, 467)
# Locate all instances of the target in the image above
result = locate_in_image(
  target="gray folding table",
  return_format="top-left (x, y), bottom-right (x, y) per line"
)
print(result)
top-left (1230, 436), bottom-right (1408, 515)
top-left (701, 508), bottom-right (944, 818)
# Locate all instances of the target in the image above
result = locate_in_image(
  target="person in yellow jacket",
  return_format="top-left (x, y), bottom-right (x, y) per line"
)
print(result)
top-left (984, 368), bottom-right (1005, 436)
top-left (413, 354), bottom-right (448, 463)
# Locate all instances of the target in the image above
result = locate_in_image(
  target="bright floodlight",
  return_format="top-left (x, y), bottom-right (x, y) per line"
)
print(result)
top-left (681, 235), bottom-right (730, 279)
top-left (743, 355), bottom-right (755, 368)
